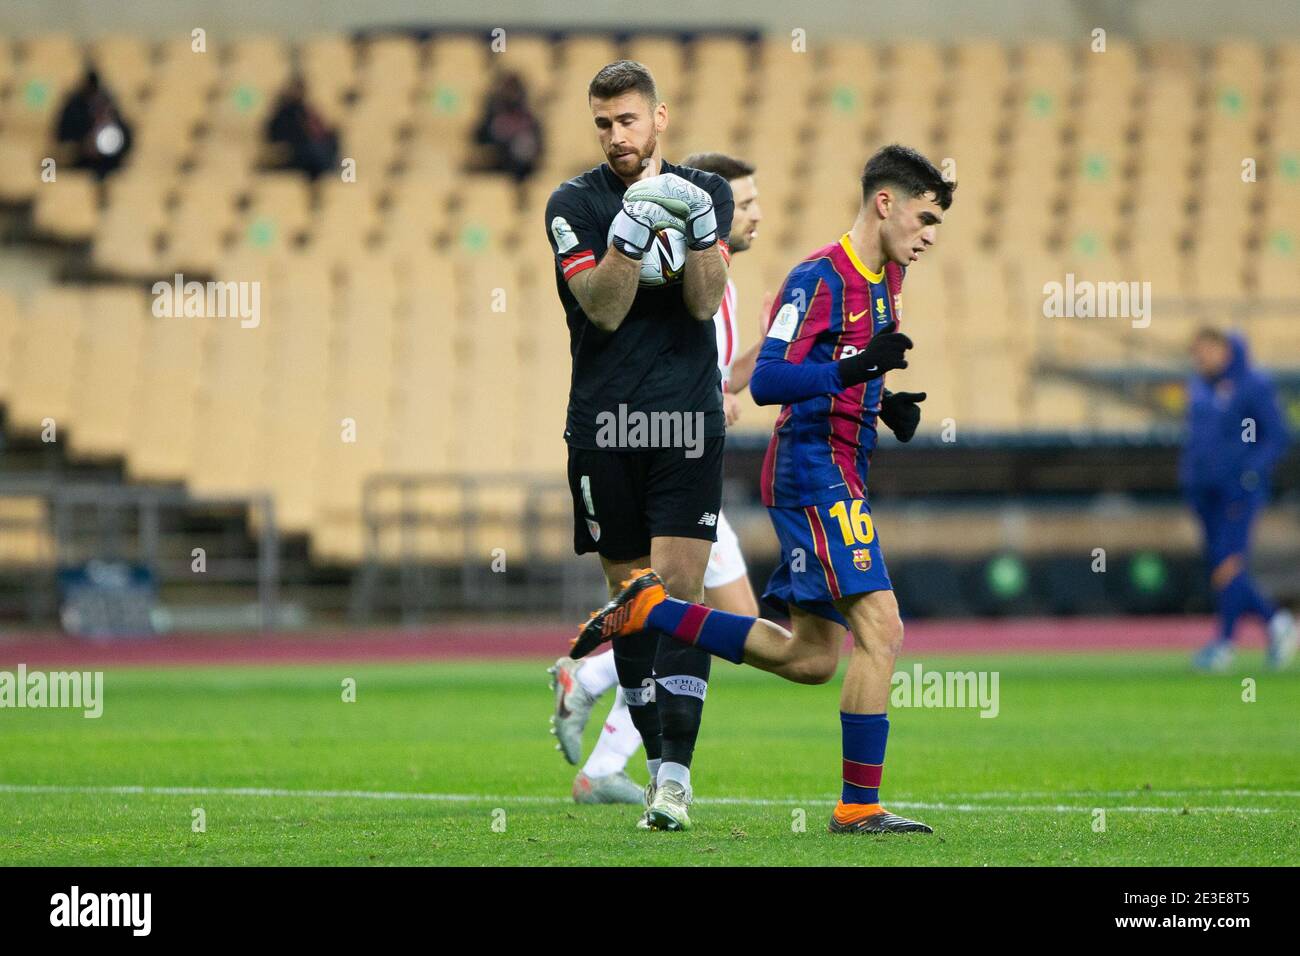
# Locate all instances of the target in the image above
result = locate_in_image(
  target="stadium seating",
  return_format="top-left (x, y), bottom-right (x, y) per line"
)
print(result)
top-left (1, 32), bottom-right (1297, 561)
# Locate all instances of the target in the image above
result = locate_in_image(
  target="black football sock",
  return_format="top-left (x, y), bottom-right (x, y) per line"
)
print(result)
top-left (612, 631), bottom-right (662, 763)
top-left (652, 636), bottom-right (711, 785)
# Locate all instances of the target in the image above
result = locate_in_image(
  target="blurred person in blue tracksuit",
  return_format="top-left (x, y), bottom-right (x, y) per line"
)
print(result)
top-left (1180, 328), bottom-right (1294, 671)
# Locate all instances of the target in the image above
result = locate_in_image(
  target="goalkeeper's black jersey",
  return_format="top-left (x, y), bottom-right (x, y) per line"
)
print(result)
top-left (544, 160), bottom-right (734, 449)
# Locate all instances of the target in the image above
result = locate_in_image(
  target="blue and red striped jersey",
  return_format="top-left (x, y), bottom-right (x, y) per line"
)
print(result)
top-left (758, 234), bottom-right (906, 507)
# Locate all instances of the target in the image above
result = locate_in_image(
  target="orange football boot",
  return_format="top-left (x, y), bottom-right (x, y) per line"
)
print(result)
top-left (570, 568), bottom-right (667, 659)
top-left (828, 800), bottom-right (934, 834)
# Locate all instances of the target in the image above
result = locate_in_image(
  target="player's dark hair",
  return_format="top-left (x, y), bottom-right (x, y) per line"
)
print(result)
top-left (681, 152), bottom-right (755, 181)
top-left (588, 60), bottom-right (659, 105)
top-left (860, 144), bottom-right (955, 210)
top-left (1194, 326), bottom-right (1229, 345)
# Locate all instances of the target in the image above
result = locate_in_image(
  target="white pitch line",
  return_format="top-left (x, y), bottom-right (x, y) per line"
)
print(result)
top-left (0, 784), bottom-right (1290, 815)
top-left (928, 788), bottom-right (1300, 800)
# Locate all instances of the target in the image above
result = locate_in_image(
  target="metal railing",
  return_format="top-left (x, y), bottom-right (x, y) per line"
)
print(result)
top-left (351, 472), bottom-right (605, 622)
top-left (0, 479), bottom-right (280, 629)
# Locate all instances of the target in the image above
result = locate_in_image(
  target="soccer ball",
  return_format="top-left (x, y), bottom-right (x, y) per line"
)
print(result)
top-left (608, 221), bottom-right (687, 287)
top-left (639, 227), bottom-right (687, 287)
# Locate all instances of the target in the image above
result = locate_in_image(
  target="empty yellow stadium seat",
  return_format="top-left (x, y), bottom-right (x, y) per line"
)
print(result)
top-left (66, 287), bottom-right (147, 459)
top-left (6, 288), bottom-right (86, 431)
top-left (0, 136), bottom-right (41, 202)
top-left (32, 168), bottom-right (99, 241)
top-left (5, 31), bottom-right (1298, 572)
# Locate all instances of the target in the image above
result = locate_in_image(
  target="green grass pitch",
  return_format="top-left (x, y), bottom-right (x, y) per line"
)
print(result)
top-left (1, 652), bottom-right (1296, 865)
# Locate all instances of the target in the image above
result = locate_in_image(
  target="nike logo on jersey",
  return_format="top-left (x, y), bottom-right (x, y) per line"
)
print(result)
top-left (848, 309), bottom-right (868, 323)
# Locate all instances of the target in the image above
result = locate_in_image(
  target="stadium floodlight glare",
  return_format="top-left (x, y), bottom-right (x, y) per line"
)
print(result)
top-left (986, 554), bottom-right (1029, 599)
top-left (1129, 552), bottom-right (1168, 594)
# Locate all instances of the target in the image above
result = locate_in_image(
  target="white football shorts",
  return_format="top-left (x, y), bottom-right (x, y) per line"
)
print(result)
top-left (704, 509), bottom-right (748, 590)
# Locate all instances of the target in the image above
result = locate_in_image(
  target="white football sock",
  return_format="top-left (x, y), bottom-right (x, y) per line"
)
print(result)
top-left (647, 757), bottom-right (661, 782)
top-left (576, 650), bottom-right (620, 697)
top-left (1269, 608), bottom-right (1295, 637)
top-left (657, 761), bottom-right (690, 790)
top-left (581, 694), bottom-right (643, 778)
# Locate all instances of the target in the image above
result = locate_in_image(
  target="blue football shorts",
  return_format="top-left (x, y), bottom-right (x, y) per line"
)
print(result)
top-left (762, 497), bottom-right (892, 627)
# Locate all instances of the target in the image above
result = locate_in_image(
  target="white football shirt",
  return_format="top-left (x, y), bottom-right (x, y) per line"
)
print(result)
top-left (711, 278), bottom-right (739, 387)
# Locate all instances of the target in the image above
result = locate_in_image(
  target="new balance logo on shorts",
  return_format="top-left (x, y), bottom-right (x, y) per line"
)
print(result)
top-left (698, 513), bottom-right (717, 526)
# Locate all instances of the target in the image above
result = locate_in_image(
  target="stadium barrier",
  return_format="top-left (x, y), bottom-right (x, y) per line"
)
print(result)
top-left (0, 479), bottom-right (280, 632)
top-left (352, 472), bottom-right (607, 622)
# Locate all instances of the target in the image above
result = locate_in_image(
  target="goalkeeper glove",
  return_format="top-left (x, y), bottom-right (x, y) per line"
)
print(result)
top-left (837, 323), bottom-right (913, 387)
top-left (879, 389), bottom-right (927, 442)
top-left (610, 199), bottom-right (684, 260)
top-left (624, 173), bottom-right (717, 250)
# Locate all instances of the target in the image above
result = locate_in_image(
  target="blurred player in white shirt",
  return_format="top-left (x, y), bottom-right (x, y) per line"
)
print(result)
top-left (549, 153), bottom-right (769, 803)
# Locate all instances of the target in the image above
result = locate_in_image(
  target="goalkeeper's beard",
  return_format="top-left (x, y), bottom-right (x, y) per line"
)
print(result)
top-left (608, 132), bottom-right (658, 179)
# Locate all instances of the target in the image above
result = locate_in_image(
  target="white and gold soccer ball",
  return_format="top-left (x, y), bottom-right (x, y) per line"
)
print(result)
top-left (639, 226), bottom-right (688, 287)
top-left (607, 221), bottom-right (688, 287)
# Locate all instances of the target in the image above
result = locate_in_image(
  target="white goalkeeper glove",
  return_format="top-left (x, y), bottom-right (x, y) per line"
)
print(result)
top-left (610, 199), bottom-right (685, 260)
top-left (624, 173), bottom-right (717, 250)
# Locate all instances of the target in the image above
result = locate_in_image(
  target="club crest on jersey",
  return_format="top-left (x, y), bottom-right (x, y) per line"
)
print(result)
top-left (551, 216), bottom-right (579, 253)
top-left (852, 548), bottom-right (872, 572)
top-left (585, 518), bottom-right (601, 542)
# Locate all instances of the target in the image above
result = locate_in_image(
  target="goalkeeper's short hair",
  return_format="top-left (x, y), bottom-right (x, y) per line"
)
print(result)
top-left (588, 60), bottom-right (659, 106)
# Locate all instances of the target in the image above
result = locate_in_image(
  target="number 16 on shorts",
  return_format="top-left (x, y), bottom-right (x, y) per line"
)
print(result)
top-left (803, 498), bottom-right (891, 599)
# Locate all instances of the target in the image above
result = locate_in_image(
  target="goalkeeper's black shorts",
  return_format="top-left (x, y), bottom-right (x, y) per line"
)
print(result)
top-left (566, 438), bottom-right (724, 561)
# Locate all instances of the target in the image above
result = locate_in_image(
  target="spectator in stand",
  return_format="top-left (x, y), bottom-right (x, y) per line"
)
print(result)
top-left (55, 67), bottom-right (133, 179)
top-left (471, 72), bottom-right (543, 181)
top-left (265, 75), bottom-right (340, 180)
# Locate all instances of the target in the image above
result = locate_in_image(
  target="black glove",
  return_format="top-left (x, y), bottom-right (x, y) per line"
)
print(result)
top-left (837, 322), bottom-right (913, 387)
top-left (879, 389), bottom-right (927, 442)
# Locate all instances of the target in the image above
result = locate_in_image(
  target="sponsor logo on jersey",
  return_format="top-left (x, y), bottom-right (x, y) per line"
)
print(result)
top-left (697, 512), bottom-right (718, 526)
top-left (847, 308), bottom-right (868, 323)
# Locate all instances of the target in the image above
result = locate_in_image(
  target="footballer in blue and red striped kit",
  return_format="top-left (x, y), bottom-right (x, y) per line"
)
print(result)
top-left (758, 233), bottom-right (907, 626)
top-left (573, 144), bottom-right (955, 835)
